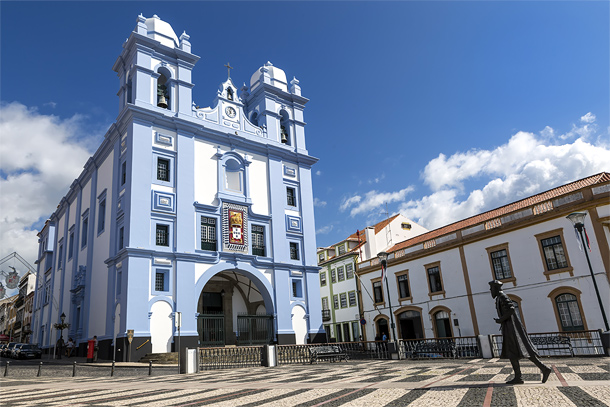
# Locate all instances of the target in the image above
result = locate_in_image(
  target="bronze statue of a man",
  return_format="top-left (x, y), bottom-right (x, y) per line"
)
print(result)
top-left (490, 280), bottom-right (552, 384)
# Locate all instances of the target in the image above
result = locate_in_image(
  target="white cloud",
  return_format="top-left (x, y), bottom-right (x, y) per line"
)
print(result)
top-left (316, 225), bottom-right (334, 235)
top-left (400, 119), bottom-right (609, 230)
top-left (313, 198), bottom-right (327, 207)
top-left (0, 102), bottom-right (97, 264)
top-left (581, 112), bottom-right (596, 124)
top-left (340, 187), bottom-right (414, 217)
top-left (315, 170), bottom-right (322, 176)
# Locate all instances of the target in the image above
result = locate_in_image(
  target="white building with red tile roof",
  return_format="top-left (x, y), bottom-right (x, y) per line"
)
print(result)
top-left (357, 173), bottom-right (610, 342)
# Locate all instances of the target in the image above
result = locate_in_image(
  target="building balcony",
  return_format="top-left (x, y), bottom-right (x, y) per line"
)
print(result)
top-left (322, 309), bottom-right (331, 321)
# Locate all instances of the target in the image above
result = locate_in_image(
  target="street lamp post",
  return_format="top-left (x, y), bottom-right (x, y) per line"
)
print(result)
top-left (566, 212), bottom-right (609, 332)
top-left (60, 313), bottom-right (66, 340)
top-left (377, 252), bottom-right (397, 343)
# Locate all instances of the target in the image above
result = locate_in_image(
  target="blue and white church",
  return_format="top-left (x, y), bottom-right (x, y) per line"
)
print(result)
top-left (31, 14), bottom-right (324, 361)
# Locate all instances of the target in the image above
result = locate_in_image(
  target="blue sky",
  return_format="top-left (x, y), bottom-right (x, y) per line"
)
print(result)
top-left (1, 1), bottom-right (609, 278)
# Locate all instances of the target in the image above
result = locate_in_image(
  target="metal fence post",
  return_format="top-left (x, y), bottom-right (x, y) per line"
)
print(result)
top-left (4, 361), bottom-right (9, 377)
top-left (111, 361), bottom-right (115, 377)
top-left (37, 362), bottom-right (42, 377)
top-left (72, 361), bottom-right (77, 377)
top-left (148, 360), bottom-right (152, 376)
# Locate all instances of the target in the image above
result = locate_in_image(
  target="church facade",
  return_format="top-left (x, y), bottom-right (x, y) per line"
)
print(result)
top-left (31, 15), bottom-right (324, 361)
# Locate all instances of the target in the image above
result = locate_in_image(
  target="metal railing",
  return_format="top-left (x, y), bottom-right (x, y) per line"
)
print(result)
top-left (399, 336), bottom-right (481, 359)
top-left (198, 345), bottom-right (263, 370)
top-left (277, 341), bottom-right (391, 365)
top-left (491, 330), bottom-right (605, 357)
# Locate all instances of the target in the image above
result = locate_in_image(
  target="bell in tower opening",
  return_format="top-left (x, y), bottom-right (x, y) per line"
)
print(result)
top-left (157, 72), bottom-right (169, 109)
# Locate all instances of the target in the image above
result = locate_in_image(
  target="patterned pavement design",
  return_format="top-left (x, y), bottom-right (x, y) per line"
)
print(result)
top-left (1, 358), bottom-right (609, 406)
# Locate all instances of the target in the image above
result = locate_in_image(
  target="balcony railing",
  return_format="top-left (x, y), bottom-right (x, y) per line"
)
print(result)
top-left (398, 336), bottom-right (481, 359)
top-left (491, 330), bottom-right (605, 357)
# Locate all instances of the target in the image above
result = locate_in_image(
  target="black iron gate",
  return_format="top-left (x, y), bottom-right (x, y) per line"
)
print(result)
top-left (198, 313), bottom-right (224, 347)
top-left (237, 314), bottom-right (274, 345)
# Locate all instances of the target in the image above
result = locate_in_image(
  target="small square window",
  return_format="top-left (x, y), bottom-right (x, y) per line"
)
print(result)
top-left (289, 242), bottom-right (299, 260)
top-left (331, 269), bottom-right (337, 283)
top-left (157, 158), bottom-right (170, 182)
top-left (491, 249), bottom-right (512, 280)
top-left (333, 294), bottom-right (339, 309)
top-left (320, 272), bottom-right (327, 286)
top-left (319, 253), bottom-right (325, 263)
top-left (398, 274), bottom-right (410, 299)
top-left (541, 236), bottom-right (568, 270)
top-left (251, 225), bottom-right (265, 256)
top-left (427, 266), bottom-right (443, 293)
top-left (155, 270), bottom-right (168, 292)
top-left (156, 224), bottom-right (169, 247)
top-left (286, 187), bottom-right (296, 207)
top-left (337, 245), bottom-right (346, 255)
top-left (292, 280), bottom-right (303, 298)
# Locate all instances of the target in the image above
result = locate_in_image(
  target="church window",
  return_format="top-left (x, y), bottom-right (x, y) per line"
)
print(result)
top-left (156, 224), bottom-right (169, 246)
top-left (157, 158), bottom-right (170, 182)
top-left (289, 242), bottom-right (300, 260)
top-left (98, 197), bottom-right (106, 234)
top-left (225, 159), bottom-right (242, 192)
top-left (292, 279), bottom-right (303, 298)
top-left (121, 161), bottom-right (127, 186)
top-left (81, 217), bottom-right (88, 248)
top-left (57, 243), bottom-right (63, 269)
top-left (251, 225), bottom-right (265, 256)
top-left (118, 226), bottom-right (125, 250)
top-left (286, 187), bottom-right (296, 207)
top-left (116, 269), bottom-right (122, 295)
top-left (200, 217), bottom-right (217, 251)
top-left (68, 230), bottom-right (74, 260)
top-left (155, 270), bottom-right (168, 292)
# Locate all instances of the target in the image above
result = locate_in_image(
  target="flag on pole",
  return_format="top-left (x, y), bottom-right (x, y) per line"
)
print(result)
top-left (574, 228), bottom-right (583, 251)
top-left (584, 226), bottom-right (592, 251)
top-left (381, 262), bottom-right (386, 282)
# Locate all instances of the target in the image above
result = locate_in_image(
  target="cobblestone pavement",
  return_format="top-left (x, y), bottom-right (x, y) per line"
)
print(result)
top-left (1, 358), bottom-right (609, 406)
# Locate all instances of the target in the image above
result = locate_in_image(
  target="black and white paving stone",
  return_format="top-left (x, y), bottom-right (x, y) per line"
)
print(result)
top-left (1, 358), bottom-right (608, 406)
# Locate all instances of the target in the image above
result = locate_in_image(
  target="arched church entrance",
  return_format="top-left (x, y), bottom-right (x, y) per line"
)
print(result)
top-left (197, 269), bottom-right (273, 347)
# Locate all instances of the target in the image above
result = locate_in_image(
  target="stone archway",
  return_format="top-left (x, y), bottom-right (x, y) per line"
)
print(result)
top-left (197, 268), bottom-right (273, 346)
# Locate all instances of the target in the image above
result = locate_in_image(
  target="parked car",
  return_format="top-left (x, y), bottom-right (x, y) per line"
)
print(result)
top-left (14, 344), bottom-right (42, 359)
top-left (10, 343), bottom-right (25, 358)
top-left (2, 342), bottom-right (18, 358)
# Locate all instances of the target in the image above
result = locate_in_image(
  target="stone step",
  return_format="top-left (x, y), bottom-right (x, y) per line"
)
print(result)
top-left (139, 352), bottom-right (179, 364)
